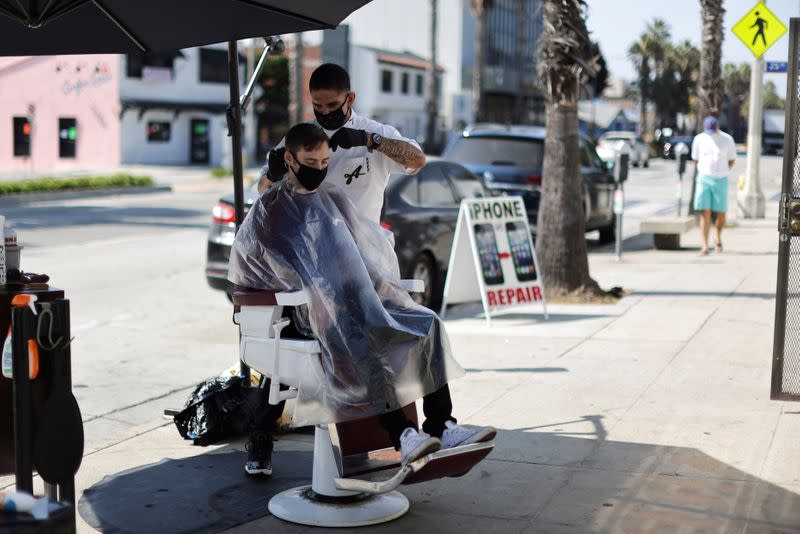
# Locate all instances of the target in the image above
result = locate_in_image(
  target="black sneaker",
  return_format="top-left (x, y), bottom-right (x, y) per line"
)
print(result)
top-left (244, 432), bottom-right (274, 476)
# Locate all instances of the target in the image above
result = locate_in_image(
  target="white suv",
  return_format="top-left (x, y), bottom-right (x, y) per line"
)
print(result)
top-left (597, 131), bottom-right (650, 168)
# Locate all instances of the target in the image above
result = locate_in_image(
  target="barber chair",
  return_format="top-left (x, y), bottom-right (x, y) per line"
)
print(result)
top-left (232, 281), bottom-right (494, 528)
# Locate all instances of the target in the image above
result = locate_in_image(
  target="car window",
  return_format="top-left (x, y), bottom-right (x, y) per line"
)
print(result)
top-left (418, 165), bottom-right (457, 206)
top-left (397, 175), bottom-right (419, 204)
top-left (445, 136), bottom-right (544, 168)
top-left (443, 164), bottom-right (485, 200)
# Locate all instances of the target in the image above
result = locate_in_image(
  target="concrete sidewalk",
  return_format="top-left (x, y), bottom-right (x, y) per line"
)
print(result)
top-left (41, 203), bottom-right (800, 532)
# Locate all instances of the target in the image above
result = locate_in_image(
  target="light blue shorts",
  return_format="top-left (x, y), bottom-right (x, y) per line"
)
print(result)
top-left (693, 175), bottom-right (728, 213)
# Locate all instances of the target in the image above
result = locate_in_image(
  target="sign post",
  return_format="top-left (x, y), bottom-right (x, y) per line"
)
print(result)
top-left (732, 1), bottom-right (787, 219)
top-left (440, 196), bottom-right (547, 326)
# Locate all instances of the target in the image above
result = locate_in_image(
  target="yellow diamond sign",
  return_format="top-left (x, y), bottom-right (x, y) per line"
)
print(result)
top-left (732, 2), bottom-right (787, 58)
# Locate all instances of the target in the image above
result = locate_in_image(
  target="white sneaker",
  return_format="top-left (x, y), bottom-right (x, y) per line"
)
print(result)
top-left (440, 421), bottom-right (497, 449)
top-left (399, 427), bottom-right (441, 464)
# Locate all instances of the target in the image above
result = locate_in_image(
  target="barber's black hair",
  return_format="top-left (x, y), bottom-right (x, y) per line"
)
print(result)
top-left (285, 123), bottom-right (329, 154)
top-left (309, 63), bottom-right (351, 93)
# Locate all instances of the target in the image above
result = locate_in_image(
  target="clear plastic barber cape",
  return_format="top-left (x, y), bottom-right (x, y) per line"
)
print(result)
top-left (228, 180), bottom-right (465, 426)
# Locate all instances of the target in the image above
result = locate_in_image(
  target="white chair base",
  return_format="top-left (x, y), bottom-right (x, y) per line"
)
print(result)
top-left (268, 486), bottom-right (409, 528)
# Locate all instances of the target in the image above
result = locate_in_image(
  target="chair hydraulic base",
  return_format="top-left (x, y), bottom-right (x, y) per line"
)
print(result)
top-left (268, 486), bottom-right (409, 527)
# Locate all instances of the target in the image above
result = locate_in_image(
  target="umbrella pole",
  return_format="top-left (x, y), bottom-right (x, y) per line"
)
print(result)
top-left (227, 40), bottom-right (250, 381)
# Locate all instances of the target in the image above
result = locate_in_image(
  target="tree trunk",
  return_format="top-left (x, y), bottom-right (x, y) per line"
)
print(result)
top-left (697, 0), bottom-right (724, 127)
top-left (638, 88), bottom-right (647, 137)
top-left (426, 0), bottom-right (439, 152)
top-left (536, 104), bottom-right (601, 298)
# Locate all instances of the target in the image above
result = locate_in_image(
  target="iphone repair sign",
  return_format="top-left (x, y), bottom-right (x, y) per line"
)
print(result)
top-left (441, 196), bottom-right (548, 325)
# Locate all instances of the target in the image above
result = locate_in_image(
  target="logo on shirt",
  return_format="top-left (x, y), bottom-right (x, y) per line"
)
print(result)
top-left (344, 165), bottom-right (366, 185)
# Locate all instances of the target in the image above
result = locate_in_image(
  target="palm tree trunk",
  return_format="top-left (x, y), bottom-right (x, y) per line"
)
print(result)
top-left (471, 0), bottom-right (489, 123)
top-left (639, 86), bottom-right (647, 137)
top-left (697, 0), bottom-right (724, 126)
top-left (537, 104), bottom-right (601, 297)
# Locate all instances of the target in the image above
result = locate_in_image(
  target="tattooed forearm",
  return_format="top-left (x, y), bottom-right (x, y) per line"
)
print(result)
top-left (373, 136), bottom-right (426, 171)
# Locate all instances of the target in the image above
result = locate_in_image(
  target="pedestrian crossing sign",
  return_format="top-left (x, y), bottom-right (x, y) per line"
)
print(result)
top-left (732, 2), bottom-right (787, 58)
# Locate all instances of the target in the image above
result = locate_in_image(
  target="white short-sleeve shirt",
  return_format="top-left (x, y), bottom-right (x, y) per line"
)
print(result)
top-left (274, 111), bottom-right (421, 224)
top-left (691, 131), bottom-right (737, 178)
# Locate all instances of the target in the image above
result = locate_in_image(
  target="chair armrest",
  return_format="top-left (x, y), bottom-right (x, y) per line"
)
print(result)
top-left (232, 288), bottom-right (309, 306)
top-left (275, 289), bottom-right (310, 306)
top-left (400, 279), bottom-right (425, 293)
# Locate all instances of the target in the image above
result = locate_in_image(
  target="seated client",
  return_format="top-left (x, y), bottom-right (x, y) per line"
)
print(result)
top-left (228, 123), bottom-right (495, 464)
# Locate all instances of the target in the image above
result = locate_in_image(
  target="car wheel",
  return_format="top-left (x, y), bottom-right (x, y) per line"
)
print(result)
top-left (632, 161), bottom-right (640, 168)
top-left (643, 159), bottom-right (649, 168)
top-left (409, 253), bottom-right (437, 309)
top-left (598, 220), bottom-right (616, 244)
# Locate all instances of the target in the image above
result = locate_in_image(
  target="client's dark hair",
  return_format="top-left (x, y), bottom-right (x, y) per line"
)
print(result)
top-left (285, 123), bottom-right (329, 154)
top-left (309, 63), bottom-right (351, 92)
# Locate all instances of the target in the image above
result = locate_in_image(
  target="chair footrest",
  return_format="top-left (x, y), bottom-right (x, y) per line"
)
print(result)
top-left (334, 441), bottom-right (494, 494)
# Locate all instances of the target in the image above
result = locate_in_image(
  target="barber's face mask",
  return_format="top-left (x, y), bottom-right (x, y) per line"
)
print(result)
top-left (314, 94), bottom-right (351, 131)
top-left (289, 153), bottom-right (327, 191)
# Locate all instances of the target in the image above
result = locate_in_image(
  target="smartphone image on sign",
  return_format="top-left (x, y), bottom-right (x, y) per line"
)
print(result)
top-left (473, 223), bottom-right (504, 285)
top-left (505, 221), bottom-right (537, 282)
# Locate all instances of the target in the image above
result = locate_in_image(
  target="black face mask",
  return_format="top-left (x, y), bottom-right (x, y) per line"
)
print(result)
top-left (289, 153), bottom-right (327, 191)
top-left (314, 94), bottom-right (351, 130)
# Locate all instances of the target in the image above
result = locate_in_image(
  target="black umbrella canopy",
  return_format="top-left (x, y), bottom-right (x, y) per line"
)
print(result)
top-left (0, 0), bottom-right (372, 56)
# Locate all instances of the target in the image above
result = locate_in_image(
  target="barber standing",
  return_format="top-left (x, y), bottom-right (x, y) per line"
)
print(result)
top-left (244, 63), bottom-right (426, 477)
top-left (259, 63), bottom-right (426, 224)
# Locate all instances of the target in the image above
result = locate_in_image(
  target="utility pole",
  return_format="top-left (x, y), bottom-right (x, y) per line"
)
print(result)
top-left (738, 54), bottom-right (765, 218)
top-left (425, 0), bottom-right (438, 153)
top-left (289, 33), bottom-right (305, 125)
top-left (245, 39), bottom-right (256, 165)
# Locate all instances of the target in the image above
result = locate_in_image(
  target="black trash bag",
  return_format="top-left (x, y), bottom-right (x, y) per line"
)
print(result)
top-left (173, 375), bottom-right (270, 446)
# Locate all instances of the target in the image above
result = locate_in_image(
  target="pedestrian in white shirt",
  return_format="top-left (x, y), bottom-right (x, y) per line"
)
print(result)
top-left (244, 63), bottom-right (426, 477)
top-left (691, 116), bottom-right (737, 255)
top-left (258, 63), bottom-right (426, 225)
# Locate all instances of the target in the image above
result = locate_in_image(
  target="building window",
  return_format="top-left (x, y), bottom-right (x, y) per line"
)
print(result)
top-left (401, 72), bottom-right (409, 94)
top-left (58, 118), bottom-right (77, 159)
top-left (381, 70), bottom-right (393, 93)
top-left (12, 117), bottom-right (31, 157)
top-left (199, 48), bottom-right (229, 83)
top-left (147, 121), bottom-right (171, 142)
top-left (126, 53), bottom-right (175, 79)
top-left (416, 74), bottom-right (424, 96)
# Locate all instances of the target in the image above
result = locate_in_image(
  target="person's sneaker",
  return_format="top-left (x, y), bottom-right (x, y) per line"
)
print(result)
top-left (440, 421), bottom-right (497, 449)
top-left (399, 427), bottom-right (440, 464)
top-left (244, 432), bottom-right (274, 476)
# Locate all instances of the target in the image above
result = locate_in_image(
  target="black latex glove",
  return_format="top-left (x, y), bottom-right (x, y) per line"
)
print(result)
top-left (328, 128), bottom-right (369, 152)
top-left (266, 147), bottom-right (288, 180)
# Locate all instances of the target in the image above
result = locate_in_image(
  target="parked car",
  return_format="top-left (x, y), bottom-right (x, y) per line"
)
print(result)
top-left (206, 161), bottom-right (487, 310)
top-left (441, 125), bottom-right (616, 243)
top-left (596, 131), bottom-right (650, 167)
top-left (663, 135), bottom-right (693, 159)
top-left (381, 160), bottom-right (488, 309)
top-left (205, 181), bottom-right (260, 297)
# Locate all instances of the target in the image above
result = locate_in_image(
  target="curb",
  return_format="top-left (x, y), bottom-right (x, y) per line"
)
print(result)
top-left (0, 185), bottom-right (173, 207)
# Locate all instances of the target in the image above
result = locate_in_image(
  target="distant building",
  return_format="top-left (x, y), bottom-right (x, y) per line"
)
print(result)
top-left (0, 55), bottom-right (120, 175)
top-left (350, 46), bottom-right (444, 143)
top-left (0, 45), bottom-right (243, 174)
top-left (461, 0), bottom-right (544, 124)
top-left (119, 45), bottom-right (241, 167)
top-left (306, 0), bottom-right (543, 135)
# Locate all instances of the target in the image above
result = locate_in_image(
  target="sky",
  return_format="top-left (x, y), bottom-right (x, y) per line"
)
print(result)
top-left (585, 0), bottom-right (800, 95)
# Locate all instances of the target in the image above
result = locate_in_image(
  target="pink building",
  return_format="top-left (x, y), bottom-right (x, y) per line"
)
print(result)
top-left (0, 55), bottom-right (121, 175)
